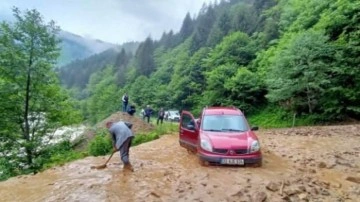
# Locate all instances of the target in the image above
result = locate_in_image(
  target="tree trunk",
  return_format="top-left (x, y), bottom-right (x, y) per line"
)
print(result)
top-left (306, 85), bottom-right (313, 114)
top-left (23, 41), bottom-right (34, 166)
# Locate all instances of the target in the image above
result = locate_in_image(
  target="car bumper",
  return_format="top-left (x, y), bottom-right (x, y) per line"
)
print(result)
top-left (198, 152), bottom-right (262, 165)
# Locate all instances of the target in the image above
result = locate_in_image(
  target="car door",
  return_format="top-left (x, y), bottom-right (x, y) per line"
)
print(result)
top-left (179, 111), bottom-right (199, 152)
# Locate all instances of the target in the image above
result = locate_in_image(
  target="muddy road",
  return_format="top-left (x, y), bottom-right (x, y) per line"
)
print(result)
top-left (1, 124), bottom-right (360, 202)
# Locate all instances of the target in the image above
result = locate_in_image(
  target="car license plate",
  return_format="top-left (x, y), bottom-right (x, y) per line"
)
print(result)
top-left (221, 159), bottom-right (244, 165)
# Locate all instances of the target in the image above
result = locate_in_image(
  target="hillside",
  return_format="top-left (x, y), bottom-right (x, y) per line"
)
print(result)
top-left (58, 0), bottom-right (360, 124)
top-left (57, 30), bottom-right (117, 66)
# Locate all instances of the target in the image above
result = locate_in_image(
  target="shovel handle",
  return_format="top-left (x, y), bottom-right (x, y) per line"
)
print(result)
top-left (104, 151), bottom-right (116, 165)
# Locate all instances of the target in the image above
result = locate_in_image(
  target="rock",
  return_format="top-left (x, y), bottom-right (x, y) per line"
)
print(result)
top-left (150, 191), bottom-right (160, 198)
top-left (298, 193), bottom-right (308, 200)
top-left (266, 182), bottom-right (279, 192)
top-left (231, 190), bottom-right (244, 197)
top-left (320, 189), bottom-right (330, 196)
top-left (284, 188), bottom-right (300, 196)
top-left (297, 185), bottom-right (306, 192)
top-left (318, 162), bottom-right (327, 168)
top-left (331, 182), bottom-right (342, 188)
top-left (252, 191), bottom-right (267, 202)
top-left (345, 176), bottom-right (360, 184)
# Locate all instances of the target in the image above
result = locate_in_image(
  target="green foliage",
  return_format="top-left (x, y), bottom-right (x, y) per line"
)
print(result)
top-left (132, 122), bottom-right (178, 146)
top-left (87, 65), bottom-right (121, 124)
top-left (203, 63), bottom-right (238, 106)
top-left (56, 0), bottom-right (360, 128)
top-left (0, 7), bottom-right (82, 174)
top-left (0, 157), bottom-right (18, 181)
top-left (205, 31), bottom-right (256, 68)
top-left (135, 36), bottom-right (156, 77)
top-left (266, 30), bottom-right (335, 114)
top-left (230, 3), bottom-right (258, 35)
top-left (88, 129), bottom-right (112, 156)
top-left (248, 105), bottom-right (315, 128)
top-left (132, 132), bottom-right (160, 146)
top-left (224, 68), bottom-right (267, 113)
top-left (41, 140), bottom-right (85, 169)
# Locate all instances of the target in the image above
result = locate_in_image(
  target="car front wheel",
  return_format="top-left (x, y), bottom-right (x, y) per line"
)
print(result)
top-left (199, 158), bottom-right (209, 167)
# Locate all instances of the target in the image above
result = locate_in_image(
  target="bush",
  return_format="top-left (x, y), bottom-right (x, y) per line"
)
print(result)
top-left (39, 140), bottom-right (86, 170)
top-left (248, 105), bottom-right (316, 128)
top-left (88, 129), bottom-right (112, 156)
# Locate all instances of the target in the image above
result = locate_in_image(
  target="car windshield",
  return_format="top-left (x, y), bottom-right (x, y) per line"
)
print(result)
top-left (169, 111), bottom-right (179, 116)
top-left (202, 115), bottom-right (249, 132)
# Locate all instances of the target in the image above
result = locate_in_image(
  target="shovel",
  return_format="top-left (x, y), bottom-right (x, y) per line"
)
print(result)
top-left (91, 151), bottom-right (115, 170)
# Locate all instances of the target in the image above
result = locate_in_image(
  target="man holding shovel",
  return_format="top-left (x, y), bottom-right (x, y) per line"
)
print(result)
top-left (106, 120), bottom-right (134, 172)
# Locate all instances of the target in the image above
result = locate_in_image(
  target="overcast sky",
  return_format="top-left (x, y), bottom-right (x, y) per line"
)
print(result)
top-left (0, 0), bottom-right (213, 44)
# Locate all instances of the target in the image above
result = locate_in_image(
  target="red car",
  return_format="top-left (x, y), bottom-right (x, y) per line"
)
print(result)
top-left (179, 106), bottom-right (262, 166)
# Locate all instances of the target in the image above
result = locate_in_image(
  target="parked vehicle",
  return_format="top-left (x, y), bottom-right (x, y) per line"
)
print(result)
top-left (179, 106), bottom-right (262, 166)
top-left (165, 110), bottom-right (180, 122)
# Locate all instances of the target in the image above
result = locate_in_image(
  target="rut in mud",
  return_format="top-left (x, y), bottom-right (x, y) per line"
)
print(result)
top-left (0, 124), bottom-right (360, 202)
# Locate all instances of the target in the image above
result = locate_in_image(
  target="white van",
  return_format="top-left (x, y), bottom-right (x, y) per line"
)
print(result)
top-left (165, 110), bottom-right (180, 122)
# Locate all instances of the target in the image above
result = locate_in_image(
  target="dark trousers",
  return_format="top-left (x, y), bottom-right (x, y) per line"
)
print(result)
top-left (119, 136), bottom-right (133, 165)
top-left (157, 117), bottom-right (164, 125)
top-left (144, 115), bottom-right (150, 123)
top-left (122, 102), bottom-right (128, 112)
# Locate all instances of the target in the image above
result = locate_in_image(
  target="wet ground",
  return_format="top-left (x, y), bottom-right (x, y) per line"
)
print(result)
top-left (1, 124), bottom-right (359, 202)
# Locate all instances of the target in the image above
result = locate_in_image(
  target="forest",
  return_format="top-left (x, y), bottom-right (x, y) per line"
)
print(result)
top-left (59, 0), bottom-right (360, 124)
top-left (0, 0), bottom-right (359, 180)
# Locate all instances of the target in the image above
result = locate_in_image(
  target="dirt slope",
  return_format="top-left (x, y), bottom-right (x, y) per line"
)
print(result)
top-left (1, 124), bottom-right (359, 202)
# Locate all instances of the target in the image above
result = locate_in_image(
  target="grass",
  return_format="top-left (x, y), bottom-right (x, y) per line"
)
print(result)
top-left (247, 106), bottom-right (315, 129)
top-left (87, 121), bottom-right (178, 156)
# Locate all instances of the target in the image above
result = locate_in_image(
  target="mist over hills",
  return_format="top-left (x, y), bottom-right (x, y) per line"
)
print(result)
top-left (0, 14), bottom-right (119, 67)
top-left (57, 30), bottom-right (118, 66)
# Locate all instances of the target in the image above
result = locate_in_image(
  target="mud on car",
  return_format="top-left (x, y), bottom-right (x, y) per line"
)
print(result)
top-left (179, 106), bottom-right (262, 166)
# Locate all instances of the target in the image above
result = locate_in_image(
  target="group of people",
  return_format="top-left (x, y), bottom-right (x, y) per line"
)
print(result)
top-left (121, 93), bottom-right (167, 125)
top-left (108, 93), bottom-right (171, 172)
top-left (140, 106), bottom-right (165, 125)
top-left (122, 93), bottom-right (136, 116)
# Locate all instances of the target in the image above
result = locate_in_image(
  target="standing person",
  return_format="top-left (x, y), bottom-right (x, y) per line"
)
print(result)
top-left (106, 121), bottom-right (134, 172)
top-left (140, 108), bottom-right (145, 120)
top-left (127, 105), bottom-right (136, 116)
top-left (144, 105), bottom-right (153, 123)
top-left (122, 93), bottom-right (129, 112)
top-left (157, 108), bottom-right (165, 125)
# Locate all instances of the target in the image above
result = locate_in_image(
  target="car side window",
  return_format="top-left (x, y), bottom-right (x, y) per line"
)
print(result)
top-left (181, 114), bottom-right (193, 130)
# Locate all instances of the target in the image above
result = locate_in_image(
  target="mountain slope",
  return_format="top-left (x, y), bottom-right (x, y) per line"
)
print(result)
top-left (57, 30), bottom-right (117, 66)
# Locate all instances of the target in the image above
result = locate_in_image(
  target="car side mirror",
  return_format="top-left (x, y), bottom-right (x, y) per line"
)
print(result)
top-left (251, 126), bottom-right (259, 131)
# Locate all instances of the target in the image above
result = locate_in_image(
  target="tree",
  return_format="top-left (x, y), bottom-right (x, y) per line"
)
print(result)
top-left (179, 13), bottom-right (194, 41)
top-left (134, 36), bottom-right (156, 77)
top-left (224, 68), bottom-right (267, 113)
top-left (87, 65), bottom-right (120, 124)
top-left (205, 31), bottom-right (256, 68)
top-left (190, 5), bottom-right (216, 53)
top-left (114, 48), bottom-right (131, 87)
top-left (266, 31), bottom-right (335, 115)
top-left (0, 8), bottom-right (81, 174)
top-left (207, 12), bottom-right (231, 47)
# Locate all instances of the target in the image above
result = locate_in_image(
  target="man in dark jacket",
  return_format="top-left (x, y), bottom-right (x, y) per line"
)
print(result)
top-left (127, 105), bottom-right (136, 116)
top-left (122, 93), bottom-right (129, 112)
top-left (144, 105), bottom-right (153, 123)
top-left (157, 108), bottom-right (165, 125)
top-left (106, 121), bottom-right (134, 171)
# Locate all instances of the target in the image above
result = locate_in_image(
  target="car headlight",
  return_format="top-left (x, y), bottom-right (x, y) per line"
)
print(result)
top-left (200, 137), bottom-right (212, 152)
top-left (250, 140), bottom-right (260, 153)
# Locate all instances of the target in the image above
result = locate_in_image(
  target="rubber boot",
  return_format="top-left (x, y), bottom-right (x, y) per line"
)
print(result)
top-left (123, 163), bottom-right (134, 172)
